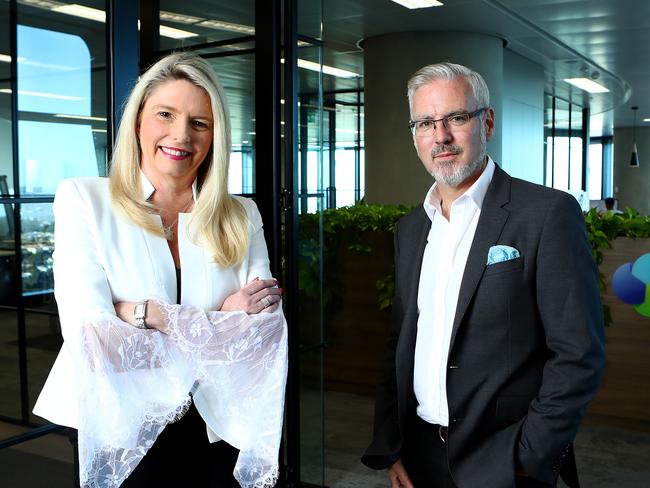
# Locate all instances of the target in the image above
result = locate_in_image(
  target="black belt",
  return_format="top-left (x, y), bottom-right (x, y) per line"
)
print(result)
top-left (416, 416), bottom-right (449, 443)
top-left (438, 425), bottom-right (448, 443)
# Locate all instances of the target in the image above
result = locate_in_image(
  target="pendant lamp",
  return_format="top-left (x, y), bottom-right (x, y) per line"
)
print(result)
top-left (630, 106), bottom-right (640, 167)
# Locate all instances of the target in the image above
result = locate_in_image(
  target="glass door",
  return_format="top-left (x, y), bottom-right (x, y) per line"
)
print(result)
top-left (295, 18), bottom-right (327, 488)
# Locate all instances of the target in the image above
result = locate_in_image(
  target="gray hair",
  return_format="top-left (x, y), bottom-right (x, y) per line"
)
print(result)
top-left (407, 62), bottom-right (490, 112)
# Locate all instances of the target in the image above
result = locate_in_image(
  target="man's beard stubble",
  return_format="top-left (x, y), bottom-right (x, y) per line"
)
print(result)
top-left (428, 139), bottom-right (487, 187)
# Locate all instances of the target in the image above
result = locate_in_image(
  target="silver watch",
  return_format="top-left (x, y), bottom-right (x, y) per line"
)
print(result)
top-left (133, 300), bottom-right (149, 329)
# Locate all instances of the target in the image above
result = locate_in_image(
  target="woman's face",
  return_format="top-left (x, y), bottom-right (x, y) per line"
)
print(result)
top-left (137, 78), bottom-right (214, 187)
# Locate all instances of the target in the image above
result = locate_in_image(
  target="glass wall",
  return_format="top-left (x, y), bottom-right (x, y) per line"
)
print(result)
top-left (0, 0), bottom-right (107, 424)
top-left (1, 2), bottom-right (365, 486)
top-left (544, 95), bottom-right (589, 204)
top-left (323, 90), bottom-right (364, 208)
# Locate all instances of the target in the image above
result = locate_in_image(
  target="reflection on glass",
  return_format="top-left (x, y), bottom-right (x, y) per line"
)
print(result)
top-left (17, 25), bottom-right (90, 115)
top-left (0, 180), bottom-right (15, 306)
top-left (0, 310), bottom-right (21, 419)
top-left (206, 54), bottom-right (255, 150)
top-left (0, 80), bottom-right (14, 194)
top-left (27, 310), bottom-right (61, 424)
top-left (299, 348), bottom-right (324, 487)
top-left (569, 103), bottom-right (583, 192)
top-left (296, 15), bottom-right (326, 485)
top-left (17, 25), bottom-right (105, 194)
top-left (19, 121), bottom-right (100, 194)
top-left (21, 203), bottom-right (54, 296)
top-left (159, 0), bottom-right (256, 50)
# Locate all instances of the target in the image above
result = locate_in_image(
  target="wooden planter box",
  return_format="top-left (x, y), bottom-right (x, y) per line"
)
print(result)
top-left (587, 237), bottom-right (650, 425)
top-left (300, 231), bottom-right (650, 413)
top-left (297, 230), bottom-right (394, 396)
top-left (323, 230), bottom-right (394, 395)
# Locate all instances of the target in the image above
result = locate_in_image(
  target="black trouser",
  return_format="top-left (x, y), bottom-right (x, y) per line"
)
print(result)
top-left (400, 416), bottom-right (554, 488)
top-left (72, 403), bottom-right (239, 488)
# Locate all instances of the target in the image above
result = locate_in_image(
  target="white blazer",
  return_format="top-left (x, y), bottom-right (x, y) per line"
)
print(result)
top-left (33, 174), bottom-right (274, 433)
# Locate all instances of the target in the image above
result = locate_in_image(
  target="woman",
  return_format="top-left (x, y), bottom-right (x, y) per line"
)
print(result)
top-left (33, 52), bottom-right (287, 488)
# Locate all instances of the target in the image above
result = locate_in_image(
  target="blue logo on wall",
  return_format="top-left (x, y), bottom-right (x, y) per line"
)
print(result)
top-left (612, 253), bottom-right (650, 317)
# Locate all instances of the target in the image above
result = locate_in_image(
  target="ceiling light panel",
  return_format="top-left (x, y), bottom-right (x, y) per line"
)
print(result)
top-left (390, 0), bottom-right (443, 9)
top-left (197, 20), bottom-right (255, 35)
top-left (159, 11), bottom-right (204, 24)
top-left (159, 25), bottom-right (198, 39)
top-left (51, 4), bottom-right (105, 22)
top-left (564, 78), bottom-right (609, 93)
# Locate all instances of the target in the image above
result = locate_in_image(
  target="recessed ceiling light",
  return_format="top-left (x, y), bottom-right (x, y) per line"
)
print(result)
top-left (564, 78), bottom-right (609, 94)
top-left (281, 59), bottom-right (360, 79)
top-left (54, 114), bottom-right (107, 122)
top-left (159, 11), bottom-right (204, 24)
top-left (159, 25), bottom-right (198, 39)
top-left (390, 0), bottom-right (443, 9)
top-left (48, 7), bottom-right (197, 39)
top-left (197, 19), bottom-right (255, 35)
top-left (298, 59), bottom-right (360, 78)
top-left (0, 88), bottom-right (84, 101)
top-left (19, 0), bottom-right (60, 8)
top-left (51, 4), bottom-right (105, 22)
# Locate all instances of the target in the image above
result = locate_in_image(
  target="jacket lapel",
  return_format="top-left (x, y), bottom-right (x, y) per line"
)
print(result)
top-left (397, 207), bottom-right (431, 412)
top-left (448, 164), bottom-right (512, 352)
top-left (404, 208), bottom-right (431, 319)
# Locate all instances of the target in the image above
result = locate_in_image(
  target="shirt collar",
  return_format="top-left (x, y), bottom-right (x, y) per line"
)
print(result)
top-left (423, 157), bottom-right (496, 222)
top-left (139, 170), bottom-right (199, 202)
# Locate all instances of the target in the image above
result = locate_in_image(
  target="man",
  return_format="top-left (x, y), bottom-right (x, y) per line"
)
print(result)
top-left (361, 63), bottom-right (605, 488)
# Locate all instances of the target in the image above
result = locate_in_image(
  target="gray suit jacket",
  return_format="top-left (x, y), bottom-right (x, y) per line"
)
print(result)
top-left (362, 164), bottom-right (605, 487)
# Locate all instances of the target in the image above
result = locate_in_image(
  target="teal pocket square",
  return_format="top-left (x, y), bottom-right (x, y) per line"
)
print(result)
top-left (487, 245), bottom-right (520, 265)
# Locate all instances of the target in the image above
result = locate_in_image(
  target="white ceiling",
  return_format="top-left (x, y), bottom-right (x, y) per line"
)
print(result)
top-left (8, 0), bottom-right (650, 140)
top-left (317, 0), bottom-right (650, 136)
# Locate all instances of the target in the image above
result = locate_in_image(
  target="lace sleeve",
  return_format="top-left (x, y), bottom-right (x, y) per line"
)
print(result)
top-left (76, 303), bottom-right (287, 488)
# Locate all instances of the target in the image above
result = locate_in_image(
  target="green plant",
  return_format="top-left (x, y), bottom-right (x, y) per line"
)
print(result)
top-left (298, 203), bottom-right (412, 311)
top-left (298, 204), bottom-right (650, 326)
top-left (584, 207), bottom-right (650, 326)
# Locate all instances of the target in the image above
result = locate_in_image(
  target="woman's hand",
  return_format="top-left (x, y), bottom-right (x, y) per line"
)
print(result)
top-left (220, 277), bottom-right (283, 314)
top-left (114, 300), bottom-right (167, 333)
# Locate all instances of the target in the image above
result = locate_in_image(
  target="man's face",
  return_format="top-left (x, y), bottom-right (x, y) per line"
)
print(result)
top-left (410, 77), bottom-right (494, 188)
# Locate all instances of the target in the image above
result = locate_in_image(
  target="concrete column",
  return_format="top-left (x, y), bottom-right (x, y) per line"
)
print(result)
top-left (363, 32), bottom-right (504, 205)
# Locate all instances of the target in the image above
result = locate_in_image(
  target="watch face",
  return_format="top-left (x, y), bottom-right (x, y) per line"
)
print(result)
top-left (134, 303), bottom-right (146, 318)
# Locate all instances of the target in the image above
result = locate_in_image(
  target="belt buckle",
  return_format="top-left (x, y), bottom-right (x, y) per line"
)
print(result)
top-left (438, 425), bottom-right (448, 443)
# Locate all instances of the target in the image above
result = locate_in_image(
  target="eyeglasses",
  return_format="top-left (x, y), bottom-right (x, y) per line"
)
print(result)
top-left (409, 107), bottom-right (488, 137)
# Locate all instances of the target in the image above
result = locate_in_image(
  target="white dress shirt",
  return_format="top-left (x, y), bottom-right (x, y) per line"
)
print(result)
top-left (414, 158), bottom-right (495, 426)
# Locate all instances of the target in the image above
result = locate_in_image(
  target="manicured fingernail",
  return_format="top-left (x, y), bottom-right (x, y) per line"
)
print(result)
top-left (252, 277), bottom-right (259, 281)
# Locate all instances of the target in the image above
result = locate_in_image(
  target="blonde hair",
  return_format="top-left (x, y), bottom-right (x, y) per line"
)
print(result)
top-left (109, 52), bottom-right (249, 267)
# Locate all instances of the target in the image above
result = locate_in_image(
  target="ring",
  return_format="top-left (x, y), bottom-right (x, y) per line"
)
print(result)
top-left (261, 296), bottom-right (271, 308)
